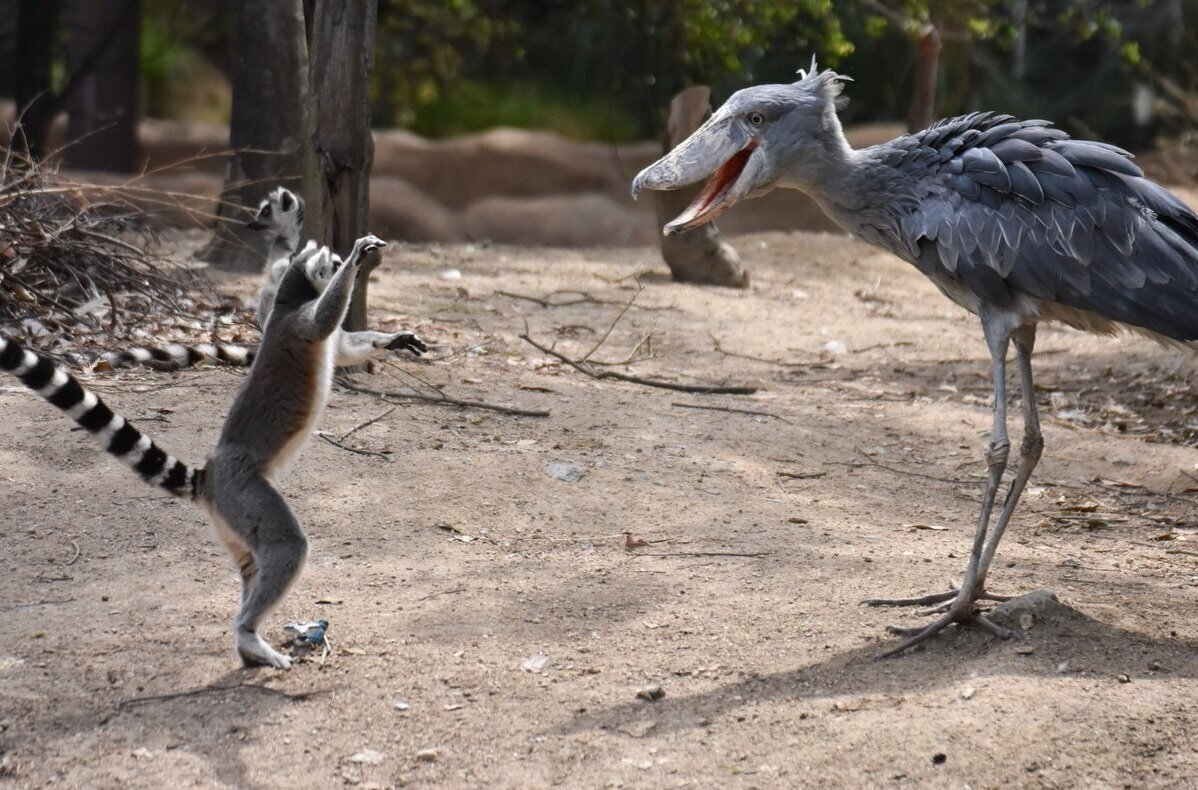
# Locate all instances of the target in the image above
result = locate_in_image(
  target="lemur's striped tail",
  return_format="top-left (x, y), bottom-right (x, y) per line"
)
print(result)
top-left (98, 342), bottom-right (256, 370)
top-left (0, 336), bottom-right (202, 499)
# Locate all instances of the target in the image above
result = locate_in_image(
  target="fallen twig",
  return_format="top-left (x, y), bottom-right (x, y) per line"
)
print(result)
top-left (834, 448), bottom-right (969, 486)
top-left (777, 470), bottom-right (827, 480)
top-left (119, 682), bottom-right (324, 709)
top-left (65, 539), bottom-right (80, 566)
top-left (630, 551), bottom-right (771, 558)
top-left (672, 401), bottom-right (790, 422)
top-left (317, 431), bottom-right (391, 460)
top-left (338, 406), bottom-right (396, 442)
top-left (581, 278), bottom-right (642, 362)
top-left (416, 587), bottom-right (468, 602)
top-left (521, 330), bottom-right (756, 395)
top-left (338, 379), bottom-right (550, 418)
top-left (709, 334), bottom-right (814, 368)
top-left (494, 288), bottom-right (669, 311)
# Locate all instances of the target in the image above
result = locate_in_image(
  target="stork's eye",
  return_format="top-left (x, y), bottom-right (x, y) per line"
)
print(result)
top-left (747, 112), bottom-right (765, 126)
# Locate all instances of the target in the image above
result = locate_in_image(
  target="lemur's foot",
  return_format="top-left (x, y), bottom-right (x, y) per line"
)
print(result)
top-left (385, 332), bottom-right (427, 356)
top-left (237, 629), bottom-right (292, 670)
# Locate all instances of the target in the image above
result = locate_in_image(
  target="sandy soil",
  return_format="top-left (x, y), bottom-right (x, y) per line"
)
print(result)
top-left (2, 230), bottom-right (1198, 788)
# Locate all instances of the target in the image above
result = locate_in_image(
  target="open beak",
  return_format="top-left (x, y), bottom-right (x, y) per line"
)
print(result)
top-left (631, 120), bottom-right (764, 236)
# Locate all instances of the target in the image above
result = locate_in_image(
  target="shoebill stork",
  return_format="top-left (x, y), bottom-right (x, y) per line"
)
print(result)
top-left (631, 63), bottom-right (1198, 657)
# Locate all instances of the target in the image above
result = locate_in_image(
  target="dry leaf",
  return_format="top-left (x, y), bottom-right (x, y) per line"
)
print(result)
top-left (624, 532), bottom-right (650, 549)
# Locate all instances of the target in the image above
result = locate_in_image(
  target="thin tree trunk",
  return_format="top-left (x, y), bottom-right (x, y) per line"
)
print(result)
top-left (198, 0), bottom-right (308, 271)
top-left (63, 0), bottom-right (139, 172)
top-left (906, 23), bottom-right (940, 133)
top-left (14, 0), bottom-right (61, 160)
top-left (306, 0), bottom-right (378, 331)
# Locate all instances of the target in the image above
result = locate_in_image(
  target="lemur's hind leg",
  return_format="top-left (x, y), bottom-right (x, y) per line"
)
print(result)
top-left (211, 512), bottom-right (256, 607)
top-left (210, 475), bottom-right (309, 670)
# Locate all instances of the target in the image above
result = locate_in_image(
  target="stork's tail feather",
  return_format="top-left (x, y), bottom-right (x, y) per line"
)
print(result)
top-left (99, 342), bottom-right (256, 370)
top-left (0, 336), bottom-right (202, 499)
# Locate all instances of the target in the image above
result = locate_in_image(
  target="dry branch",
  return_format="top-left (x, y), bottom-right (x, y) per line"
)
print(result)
top-left (338, 378), bottom-right (550, 418)
top-left (520, 330), bottom-right (757, 395)
top-left (0, 144), bottom-right (214, 351)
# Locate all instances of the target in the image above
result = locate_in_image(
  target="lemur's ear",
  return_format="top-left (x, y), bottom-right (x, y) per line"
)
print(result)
top-left (280, 191), bottom-right (294, 212)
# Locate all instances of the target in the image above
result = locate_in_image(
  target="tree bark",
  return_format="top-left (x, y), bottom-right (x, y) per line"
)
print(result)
top-left (906, 23), bottom-right (941, 133)
top-left (14, 0), bottom-right (61, 160)
top-left (198, 0), bottom-right (308, 271)
top-left (305, 0), bottom-right (378, 332)
top-left (63, 0), bottom-right (139, 172)
top-left (654, 86), bottom-right (748, 288)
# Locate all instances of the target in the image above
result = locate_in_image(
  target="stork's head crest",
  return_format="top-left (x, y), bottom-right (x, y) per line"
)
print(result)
top-left (630, 55), bottom-right (855, 235)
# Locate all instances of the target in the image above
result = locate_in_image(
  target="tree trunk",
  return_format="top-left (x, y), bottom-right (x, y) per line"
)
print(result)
top-left (63, 0), bottom-right (139, 172)
top-left (906, 23), bottom-right (941, 133)
top-left (654, 86), bottom-right (748, 288)
top-left (14, 0), bottom-right (61, 160)
top-left (305, 0), bottom-right (378, 332)
top-left (198, 0), bottom-right (308, 271)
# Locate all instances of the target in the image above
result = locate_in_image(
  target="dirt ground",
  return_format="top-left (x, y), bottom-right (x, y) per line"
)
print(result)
top-left (3, 229), bottom-right (1198, 788)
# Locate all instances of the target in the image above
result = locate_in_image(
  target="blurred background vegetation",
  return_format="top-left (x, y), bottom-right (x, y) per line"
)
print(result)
top-left (0, 0), bottom-right (1194, 148)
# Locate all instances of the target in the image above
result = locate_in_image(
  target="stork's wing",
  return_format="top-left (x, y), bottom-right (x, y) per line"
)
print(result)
top-left (895, 114), bottom-right (1198, 341)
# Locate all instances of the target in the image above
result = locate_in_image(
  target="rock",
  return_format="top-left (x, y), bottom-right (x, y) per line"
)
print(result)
top-left (416, 748), bottom-right (440, 763)
top-left (547, 462), bottom-right (584, 483)
top-left (521, 654), bottom-right (549, 672)
top-left (369, 176), bottom-right (464, 243)
top-left (617, 719), bottom-right (659, 738)
top-left (636, 684), bottom-right (665, 702)
top-left (348, 749), bottom-right (383, 765)
top-left (462, 192), bottom-right (655, 247)
top-left (990, 590), bottom-right (1063, 629)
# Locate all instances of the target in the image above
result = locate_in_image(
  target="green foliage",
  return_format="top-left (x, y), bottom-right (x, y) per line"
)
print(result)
top-left (407, 80), bottom-right (638, 142)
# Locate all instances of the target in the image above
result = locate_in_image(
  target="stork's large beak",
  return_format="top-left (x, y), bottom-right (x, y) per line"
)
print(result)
top-left (631, 118), bottom-right (763, 236)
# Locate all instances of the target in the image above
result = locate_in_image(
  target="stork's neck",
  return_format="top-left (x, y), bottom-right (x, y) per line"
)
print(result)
top-left (783, 128), bottom-right (915, 254)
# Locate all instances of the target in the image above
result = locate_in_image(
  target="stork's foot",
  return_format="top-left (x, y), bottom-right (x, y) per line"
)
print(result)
top-left (863, 585), bottom-right (1013, 609)
top-left (875, 608), bottom-right (1014, 658)
top-left (866, 586), bottom-right (1017, 658)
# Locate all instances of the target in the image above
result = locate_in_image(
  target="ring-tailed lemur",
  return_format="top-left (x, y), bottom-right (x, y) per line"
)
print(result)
top-left (1, 234), bottom-right (390, 670)
top-left (87, 187), bottom-right (425, 370)
top-left (247, 188), bottom-right (427, 365)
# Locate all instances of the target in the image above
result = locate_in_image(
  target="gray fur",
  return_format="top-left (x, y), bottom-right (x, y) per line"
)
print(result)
top-left (201, 233), bottom-right (386, 669)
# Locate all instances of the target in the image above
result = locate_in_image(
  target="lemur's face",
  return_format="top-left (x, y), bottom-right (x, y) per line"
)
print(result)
top-left (304, 249), bottom-right (343, 291)
top-left (247, 187), bottom-right (304, 234)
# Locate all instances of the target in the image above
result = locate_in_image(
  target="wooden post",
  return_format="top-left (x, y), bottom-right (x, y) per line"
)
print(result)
top-left (654, 86), bottom-right (748, 288)
top-left (198, 0), bottom-right (309, 271)
top-left (906, 23), bottom-right (941, 133)
top-left (305, 0), bottom-right (378, 333)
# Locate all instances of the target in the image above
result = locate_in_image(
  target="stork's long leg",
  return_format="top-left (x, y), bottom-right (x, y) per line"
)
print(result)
top-left (866, 314), bottom-right (1022, 656)
top-left (976, 323), bottom-right (1042, 588)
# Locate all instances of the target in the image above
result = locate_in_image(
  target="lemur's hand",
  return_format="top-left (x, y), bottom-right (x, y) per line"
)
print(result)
top-left (386, 332), bottom-right (427, 356)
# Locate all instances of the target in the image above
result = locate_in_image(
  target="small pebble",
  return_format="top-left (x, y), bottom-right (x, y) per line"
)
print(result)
top-left (636, 684), bottom-right (665, 702)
